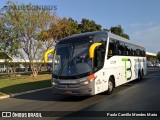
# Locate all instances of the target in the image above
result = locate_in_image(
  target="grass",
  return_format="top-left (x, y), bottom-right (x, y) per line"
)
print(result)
top-left (0, 74), bottom-right (52, 96)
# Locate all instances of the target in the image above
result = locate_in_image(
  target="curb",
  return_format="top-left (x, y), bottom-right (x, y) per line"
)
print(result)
top-left (0, 87), bottom-right (51, 100)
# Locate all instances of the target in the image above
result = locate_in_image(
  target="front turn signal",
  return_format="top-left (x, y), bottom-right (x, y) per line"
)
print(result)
top-left (88, 74), bottom-right (95, 81)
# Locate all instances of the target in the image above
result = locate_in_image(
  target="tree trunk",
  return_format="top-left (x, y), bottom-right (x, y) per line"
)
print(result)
top-left (31, 66), bottom-right (38, 78)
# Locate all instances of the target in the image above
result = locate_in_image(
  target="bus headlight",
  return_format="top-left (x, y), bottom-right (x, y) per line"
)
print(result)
top-left (83, 81), bottom-right (89, 85)
top-left (80, 81), bottom-right (89, 85)
top-left (52, 81), bottom-right (57, 85)
top-left (52, 78), bottom-right (57, 85)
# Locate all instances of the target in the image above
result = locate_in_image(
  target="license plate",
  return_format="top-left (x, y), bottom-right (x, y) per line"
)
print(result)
top-left (60, 80), bottom-right (77, 84)
top-left (65, 90), bottom-right (72, 94)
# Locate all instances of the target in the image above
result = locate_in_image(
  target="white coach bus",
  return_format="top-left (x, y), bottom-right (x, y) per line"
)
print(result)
top-left (44, 31), bottom-right (147, 96)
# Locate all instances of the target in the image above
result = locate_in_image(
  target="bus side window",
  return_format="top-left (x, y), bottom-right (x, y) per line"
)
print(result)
top-left (108, 49), bottom-right (113, 55)
top-left (113, 40), bottom-right (125, 56)
top-left (136, 49), bottom-right (140, 56)
top-left (108, 39), bottom-right (115, 58)
top-left (142, 50), bottom-right (146, 57)
top-left (125, 44), bottom-right (129, 56)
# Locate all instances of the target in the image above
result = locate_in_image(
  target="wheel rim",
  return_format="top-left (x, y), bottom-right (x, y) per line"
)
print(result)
top-left (108, 80), bottom-right (113, 92)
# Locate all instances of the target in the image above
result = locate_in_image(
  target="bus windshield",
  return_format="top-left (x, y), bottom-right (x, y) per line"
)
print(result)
top-left (53, 41), bottom-right (92, 78)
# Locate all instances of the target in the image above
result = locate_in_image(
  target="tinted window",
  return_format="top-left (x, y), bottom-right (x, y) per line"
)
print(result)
top-left (95, 36), bottom-right (107, 43)
top-left (108, 38), bottom-right (146, 57)
top-left (108, 38), bottom-right (116, 57)
top-left (124, 43), bottom-right (133, 56)
top-left (114, 41), bottom-right (125, 55)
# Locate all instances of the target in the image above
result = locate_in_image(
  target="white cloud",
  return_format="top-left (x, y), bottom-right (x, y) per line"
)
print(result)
top-left (130, 23), bottom-right (141, 27)
top-left (130, 22), bottom-right (156, 28)
top-left (130, 25), bottom-right (160, 53)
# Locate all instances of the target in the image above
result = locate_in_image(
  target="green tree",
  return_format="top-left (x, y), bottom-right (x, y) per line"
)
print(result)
top-left (157, 52), bottom-right (160, 61)
top-left (78, 18), bottom-right (102, 33)
top-left (110, 25), bottom-right (123, 35)
top-left (1, 1), bottom-right (57, 77)
top-left (0, 11), bottom-right (19, 75)
top-left (68, 17), bottom-right (81, 35)
top-left (0, 15), bottom-right (19, 57)
top-left (49, 17), bottom-right (80, 39)
top-left (121, 33), bottom-right (130, 40)
top-left (110, 25), bottom-right (130, 39)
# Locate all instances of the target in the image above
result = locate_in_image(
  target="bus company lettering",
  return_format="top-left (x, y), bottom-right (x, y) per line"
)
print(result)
top-left (122, 58), bottom-right (132, 81)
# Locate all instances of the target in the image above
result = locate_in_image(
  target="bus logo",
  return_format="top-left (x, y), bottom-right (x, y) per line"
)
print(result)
top-left (122, 58), bottom-right (132, 81)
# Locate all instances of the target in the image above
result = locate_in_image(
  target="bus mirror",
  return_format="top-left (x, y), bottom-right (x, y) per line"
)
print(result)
top-left (44, 49), bottom-right (54, 63)
top-left (89, 43), bottom-right (102, 58)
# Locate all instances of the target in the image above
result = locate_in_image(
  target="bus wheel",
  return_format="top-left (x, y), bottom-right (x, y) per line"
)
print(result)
top-left (138, 70), bottom-right (142, 80)
top-left (142, 69), bottom-right (144, 78)
top-left (106, 77), bottom-right (114, 95)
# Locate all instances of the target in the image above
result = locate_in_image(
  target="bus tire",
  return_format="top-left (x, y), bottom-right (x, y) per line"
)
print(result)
top-left (141, 69), bottom-right (144, 79)
top-left (138, 70), bottom-right (142, 80)
top-left (106, 77), bottom-right (114, 95)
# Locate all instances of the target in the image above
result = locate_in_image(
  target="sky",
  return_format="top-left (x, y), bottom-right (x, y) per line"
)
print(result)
top-left (0, 0), bottom-right (160, 53)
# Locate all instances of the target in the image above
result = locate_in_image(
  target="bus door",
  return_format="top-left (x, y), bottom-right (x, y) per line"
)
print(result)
top-left (94, 46), bottom-right (106, 93)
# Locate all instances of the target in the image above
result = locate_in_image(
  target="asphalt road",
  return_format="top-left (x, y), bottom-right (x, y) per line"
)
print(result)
top-left (0, 67), bottom-right (160, 120)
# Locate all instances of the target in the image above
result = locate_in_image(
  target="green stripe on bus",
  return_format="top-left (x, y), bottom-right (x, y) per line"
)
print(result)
top-left (122, 58), bottom-right (132, 81)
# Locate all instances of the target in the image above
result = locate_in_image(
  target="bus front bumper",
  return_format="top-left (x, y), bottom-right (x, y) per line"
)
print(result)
top-left (51, 82), bottom-right (95, 96)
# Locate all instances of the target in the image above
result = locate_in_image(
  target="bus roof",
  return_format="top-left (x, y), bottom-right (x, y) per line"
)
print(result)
top-left (57, 31), bottom-right (144, 48)
top-left (57, 31), bottom-right (107, 44)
